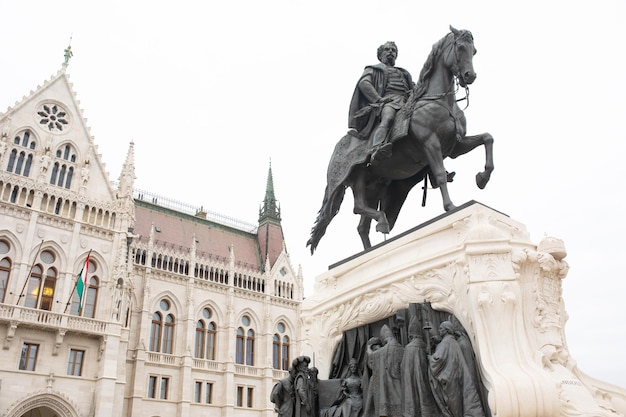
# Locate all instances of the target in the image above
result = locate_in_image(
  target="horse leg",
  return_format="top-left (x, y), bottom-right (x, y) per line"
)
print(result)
top-left (357, 215), bottom-right (373, 249)
top-left (350, 167), bottom-right (389, 244)
top-left (415, 131), bottom-right (456, 211)
top-left (449, 133), bottom-right (494, 189)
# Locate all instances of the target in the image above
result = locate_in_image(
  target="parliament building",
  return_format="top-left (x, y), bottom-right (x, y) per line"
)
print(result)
top-left (0, 62), bottom-right (303, 417)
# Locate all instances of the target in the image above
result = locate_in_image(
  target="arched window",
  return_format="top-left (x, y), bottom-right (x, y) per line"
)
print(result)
top-left (83, 277), bottom-right (99, 317)
top-left (235, 315), bottom-right (255, 365)
top-left (0, 240), bottom-right (12, 303)
top-left (0, 258), bottom-right (11, 303)
top-left (282, 335), bottom-right (290, 371)
top-left (245, 329), bottom-right (255, 366)
top-left (236, 328), bottom-right (245, 364)
top-left (149, 299), bottom-right (175, 354)
top-left (6, 149), bottom-right (17, 172)
top-left (50, 144), bottom-right (76, 189)
top-left (7, 131), bottom-right (36, 177)
top-left (194, 307), bottom-right (217, 360)
top-left (24, 265), bottom-right (56, 310)
top-left (22, 249), bottom-right (58, 311)
top-left (24, 265), bottom-right (43, 308)
top-left (272, 322), bottom-right (291, 370)
top-left (272, 335), bottom-right (281, 369)
top-left (195, 321), bottom-right (206, 358)
top-left (150, 312), bottom-right (163, 352)
top-left (70, 258), bottom-right (99, 318)
top-left (163, 314), bottom-right (174, 354)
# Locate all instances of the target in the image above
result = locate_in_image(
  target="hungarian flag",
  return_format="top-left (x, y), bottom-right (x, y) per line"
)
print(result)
top-left (76, 253), bottom-right (90, 312)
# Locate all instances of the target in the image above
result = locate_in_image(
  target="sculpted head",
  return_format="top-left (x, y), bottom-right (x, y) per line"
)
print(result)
top-left (377, 41), bottom-right (398, 66)
top-left (348, 358), bottom-right (359, 374)
top-left (380, 324), bottom-right (395, 341)
top-left (439, 321), bottom-right (455, 337)
top-left (367, 336), bottom-right (383, 351)
top-left (292, 355), bottom-right (311, 372)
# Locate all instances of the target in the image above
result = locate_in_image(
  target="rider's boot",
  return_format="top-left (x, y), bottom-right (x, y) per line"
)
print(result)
top-left (369, 127), bottom-right (392, 165)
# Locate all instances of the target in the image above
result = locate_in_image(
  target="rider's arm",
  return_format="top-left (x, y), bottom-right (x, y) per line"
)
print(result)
top-left (358, 75), bottom-right (383, 103)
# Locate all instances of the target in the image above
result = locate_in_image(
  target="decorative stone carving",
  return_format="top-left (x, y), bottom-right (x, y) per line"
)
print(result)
top-left (301, 203), bottom-right (626, 417)
top-left (35, 102), bottom-right (71, 133)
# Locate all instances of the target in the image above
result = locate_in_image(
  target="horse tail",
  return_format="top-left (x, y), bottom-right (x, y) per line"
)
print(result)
top-left (306, 184), bottom-right (346, 254)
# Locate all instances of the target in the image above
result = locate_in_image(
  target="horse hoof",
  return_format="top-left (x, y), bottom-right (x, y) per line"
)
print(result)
top-left (444, 203), bottom-right (457, 212)
top-left (476, 172), bottom-right (491, 189)
top-left (376, 222), bottom-right (390, 234)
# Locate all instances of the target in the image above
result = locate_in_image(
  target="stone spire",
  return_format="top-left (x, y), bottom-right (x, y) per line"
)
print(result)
top-left (118, 142), bottom-right (135, 199)
top-left (258, 160), bottom-right (281, 225)
top-left (117, 142), bottom-right (136, 225)
top-left (257, 161), bottom-right (285, 270)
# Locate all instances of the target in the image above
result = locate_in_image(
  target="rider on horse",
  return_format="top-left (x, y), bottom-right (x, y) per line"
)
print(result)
top-left (348, 41), bottom-right (414, 165)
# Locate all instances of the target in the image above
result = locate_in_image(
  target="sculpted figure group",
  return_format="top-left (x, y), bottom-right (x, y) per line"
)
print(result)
top-left (272, 316), bottom-right (488, 417)
top-left (272, 356), bottom-right (319, 417)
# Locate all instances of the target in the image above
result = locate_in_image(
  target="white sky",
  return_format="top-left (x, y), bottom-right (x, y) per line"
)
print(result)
top-left (2, 1), bottom-right (626, 388)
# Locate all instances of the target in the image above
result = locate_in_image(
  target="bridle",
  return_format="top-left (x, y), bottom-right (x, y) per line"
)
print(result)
top-left (445, 32), bottom-right (474, 109)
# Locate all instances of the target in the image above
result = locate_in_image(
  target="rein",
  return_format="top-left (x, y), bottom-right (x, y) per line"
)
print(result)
top-left (446, 33), bottom-right (472, 109)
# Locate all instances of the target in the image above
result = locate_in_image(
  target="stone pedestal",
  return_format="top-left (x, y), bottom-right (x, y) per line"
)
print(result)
top-left (301, 202), bottom-right (626, 417)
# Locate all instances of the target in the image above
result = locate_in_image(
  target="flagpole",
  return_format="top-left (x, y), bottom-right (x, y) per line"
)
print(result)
top-left (16, 239), bottom-right (44, 306)
top-left (78, 251), bottom-right (91, 315)
top-left (64, 249), bottom-right (92, 314)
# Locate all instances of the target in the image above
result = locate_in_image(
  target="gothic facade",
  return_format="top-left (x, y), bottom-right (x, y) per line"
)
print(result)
top-left (0, 67), bottom-right (302, 417)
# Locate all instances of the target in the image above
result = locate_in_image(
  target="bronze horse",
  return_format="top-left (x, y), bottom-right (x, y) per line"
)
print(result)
top-left (307, 27), bottom-right (494, 253)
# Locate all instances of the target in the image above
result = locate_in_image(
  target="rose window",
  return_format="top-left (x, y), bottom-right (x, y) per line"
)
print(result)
top-left (37, 103), bottom-right (70, 132)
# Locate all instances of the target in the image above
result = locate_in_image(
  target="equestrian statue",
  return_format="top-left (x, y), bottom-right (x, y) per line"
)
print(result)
top-left (307, 26), bottom-right (494, 253)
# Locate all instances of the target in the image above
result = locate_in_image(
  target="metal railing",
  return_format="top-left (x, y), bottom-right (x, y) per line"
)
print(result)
top-left (128, 185), bottom-right (258, 233)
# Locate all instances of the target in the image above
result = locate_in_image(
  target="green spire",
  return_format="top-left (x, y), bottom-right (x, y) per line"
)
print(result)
top-left (259, 160), bottom-right (281, 224)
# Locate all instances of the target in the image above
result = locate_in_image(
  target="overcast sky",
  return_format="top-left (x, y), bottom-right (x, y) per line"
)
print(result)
top-left (2, 1), bottom-right (625, 388)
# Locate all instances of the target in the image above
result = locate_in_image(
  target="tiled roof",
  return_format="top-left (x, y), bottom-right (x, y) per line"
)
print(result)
top-left (133, 201), bottom-right (261, 269)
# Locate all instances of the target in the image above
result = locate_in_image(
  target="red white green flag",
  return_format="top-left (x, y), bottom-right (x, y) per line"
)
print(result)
top-left (76, 253), bottom-right (90, 312)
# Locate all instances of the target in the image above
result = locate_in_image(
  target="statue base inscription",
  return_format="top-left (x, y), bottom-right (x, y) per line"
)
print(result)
top-left (301, 201), bottom-right (626, 417)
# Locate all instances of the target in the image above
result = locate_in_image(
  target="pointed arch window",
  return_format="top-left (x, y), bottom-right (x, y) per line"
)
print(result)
top-left (0, 257), bottom-right (11, 303)
top-left (235, 315), bottom-right (255, 365)
top-left (0, 240), bottom-right (13, 303)
top-left (50, 144), bottom-right (76, 189)
top-left (7, 131), bottom-right (36, 177)
top-left (70, 259), bottom-right (99, 318)
top-left (272, 335), bottom-right (280, 369)
top-left (272, 322), bottom-right (291, 370)
top-left (245, 329), bottom-right (255, 366)
top-left (194, 307), bottom-right (217, 360)
top-left (149, 299), bottom-right (175, 354)
top-left (150, 312), bottom-right (163, 352)
top-left (24, 265), bottom-right (57, 310)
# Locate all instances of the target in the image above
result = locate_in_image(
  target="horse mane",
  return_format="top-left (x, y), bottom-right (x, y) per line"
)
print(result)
top-left (413, 32), bottom-right (454, 101)
top-left (404, 29), bottom-right (473, 114)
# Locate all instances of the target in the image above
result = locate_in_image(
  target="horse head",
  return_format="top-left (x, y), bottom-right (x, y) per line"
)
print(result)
top-left (448, 26), bottom-right (477, 87)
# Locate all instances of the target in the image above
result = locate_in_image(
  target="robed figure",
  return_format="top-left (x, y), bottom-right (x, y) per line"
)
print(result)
top-left (401, 317), bottom-right (441, 417)
top-left (364, 325), bottom-right (404, 417)
top-left (271, 367), bottom-right (296, 417)
top-left (294, 356), bottom-right (313, 417)
top-left (429, 321), bottom-right (485, 417)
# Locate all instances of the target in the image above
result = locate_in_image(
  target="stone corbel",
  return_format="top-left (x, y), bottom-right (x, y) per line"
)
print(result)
top-left (98, 335), bottom-right (107, 361)
top-left (4, 321), bottom-right (18, 349)
top-left (53, 329), bottom-right (66, 356)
